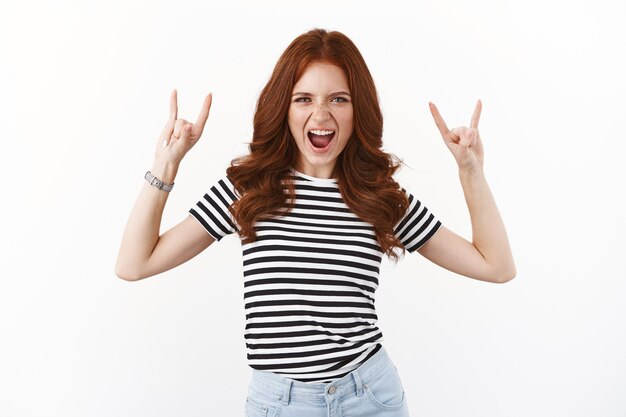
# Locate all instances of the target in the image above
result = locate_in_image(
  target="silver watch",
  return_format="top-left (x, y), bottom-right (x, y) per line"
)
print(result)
top-left (145, 171), bottom-right (174, 192)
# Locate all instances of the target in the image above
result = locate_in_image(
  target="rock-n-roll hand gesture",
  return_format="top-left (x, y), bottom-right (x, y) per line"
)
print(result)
top-left (155, 89), bottom-right (213, 164)
top-left (429, 100), bottom-right (484, 172)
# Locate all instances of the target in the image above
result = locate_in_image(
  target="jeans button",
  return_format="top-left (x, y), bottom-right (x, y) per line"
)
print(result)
top-left (327, 386), bottom-right (336, 395)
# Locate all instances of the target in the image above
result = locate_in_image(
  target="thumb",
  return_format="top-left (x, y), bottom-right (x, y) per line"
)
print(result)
top-left (179, 124), bottom-right (192, 146)
top-left (460, 127), bottom-right (474, 148)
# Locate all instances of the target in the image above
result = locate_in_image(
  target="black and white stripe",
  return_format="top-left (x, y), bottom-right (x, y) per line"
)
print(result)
top-left (189, 168), bottom-right (442, 383)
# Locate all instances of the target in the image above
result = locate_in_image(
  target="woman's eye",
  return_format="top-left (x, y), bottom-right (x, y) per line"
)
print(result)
top-left (294, 97), bottom-right (349, 103)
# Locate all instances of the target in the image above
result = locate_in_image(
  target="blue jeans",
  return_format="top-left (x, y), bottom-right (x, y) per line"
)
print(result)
top-left (244, 345), bottom-right (410, 417)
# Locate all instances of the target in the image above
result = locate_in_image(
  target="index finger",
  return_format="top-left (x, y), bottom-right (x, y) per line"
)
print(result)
top-left (470, 99), bottom-right (482, 129)
top-left (193, 93), bottom-right (213, 134)
top-left (170, 89), bottom-right (178, 120)
top-left (428, 102), bottom-right (450, 136)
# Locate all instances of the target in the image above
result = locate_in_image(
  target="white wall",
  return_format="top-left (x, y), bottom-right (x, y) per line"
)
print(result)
top-left (1, 0), bottom-right (624, 416)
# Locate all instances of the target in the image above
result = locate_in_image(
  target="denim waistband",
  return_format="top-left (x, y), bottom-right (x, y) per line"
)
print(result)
top-left (248, 344), bottom-right (394, 406)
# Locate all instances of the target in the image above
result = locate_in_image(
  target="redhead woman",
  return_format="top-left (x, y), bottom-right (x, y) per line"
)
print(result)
top-left (116, 28), bottom-right (515, 417)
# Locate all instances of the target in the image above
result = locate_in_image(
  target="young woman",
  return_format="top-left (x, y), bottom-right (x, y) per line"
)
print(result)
top-left (116, 28), bottom-right (515, 417)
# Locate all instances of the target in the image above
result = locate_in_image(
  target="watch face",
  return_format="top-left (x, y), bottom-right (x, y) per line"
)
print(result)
top-left (146, 172), bottom-right (171, 191)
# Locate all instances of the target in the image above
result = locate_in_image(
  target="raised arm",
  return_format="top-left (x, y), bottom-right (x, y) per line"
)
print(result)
top-left (115, 89), bottom-right (214, 281)
top-left (417, 100), bottom-right (516, 283)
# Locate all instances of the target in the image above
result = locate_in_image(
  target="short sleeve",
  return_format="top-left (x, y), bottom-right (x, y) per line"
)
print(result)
top-left (188, 175), bottom-right (240, 241)
top-left (394, 187), bottom-right (443, 253)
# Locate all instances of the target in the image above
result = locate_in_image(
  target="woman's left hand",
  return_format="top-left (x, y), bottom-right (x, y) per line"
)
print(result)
top-left (428, 99), bottom-right (484, 172)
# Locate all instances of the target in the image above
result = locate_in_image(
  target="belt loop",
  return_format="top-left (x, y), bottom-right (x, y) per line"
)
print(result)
top-left (352, 369), bottom-right (364, 397)
top-left (280, 379), bottom-right (293, 405)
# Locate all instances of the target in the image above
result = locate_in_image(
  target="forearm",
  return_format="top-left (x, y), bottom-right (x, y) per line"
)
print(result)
top-left (459, 166), bottom-right (516, 280)
top-left (115, 160), bottom-right (179, 280)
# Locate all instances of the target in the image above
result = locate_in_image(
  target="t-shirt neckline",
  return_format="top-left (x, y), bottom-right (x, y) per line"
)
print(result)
top-left (291, 167), bottom-right (338, 184)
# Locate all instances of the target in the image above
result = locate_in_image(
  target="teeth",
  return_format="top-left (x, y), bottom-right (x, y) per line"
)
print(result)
top-left (309, 129), bottom-right (334, 135)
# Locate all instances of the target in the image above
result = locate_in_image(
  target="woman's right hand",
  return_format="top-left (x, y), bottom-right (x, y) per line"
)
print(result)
top-left (155, 89), bottom-right (213, 165)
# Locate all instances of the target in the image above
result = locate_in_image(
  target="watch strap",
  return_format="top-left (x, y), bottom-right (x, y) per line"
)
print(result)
top-left (145, 170), bottom-right (174, 192)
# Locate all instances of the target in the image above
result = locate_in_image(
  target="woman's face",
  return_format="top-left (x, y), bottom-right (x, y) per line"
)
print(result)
top-left (288, 61), bottom-right (354, 179)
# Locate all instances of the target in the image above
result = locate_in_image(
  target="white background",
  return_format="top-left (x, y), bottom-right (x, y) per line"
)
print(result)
top-left (1, 0), bottom-right (625, 416)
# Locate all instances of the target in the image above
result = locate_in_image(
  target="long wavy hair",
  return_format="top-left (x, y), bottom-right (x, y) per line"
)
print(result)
top-left (226, 28), bottom-right (410, 262)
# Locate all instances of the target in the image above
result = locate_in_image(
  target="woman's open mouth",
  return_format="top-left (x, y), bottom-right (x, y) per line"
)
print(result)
top-left (307, 129), bottom-right (335, 153)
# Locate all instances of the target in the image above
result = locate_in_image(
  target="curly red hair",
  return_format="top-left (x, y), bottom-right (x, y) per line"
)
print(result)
top-left (226, 28), bottom-right (410, 262)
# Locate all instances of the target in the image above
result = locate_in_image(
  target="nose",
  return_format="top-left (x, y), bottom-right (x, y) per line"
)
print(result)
top-left (311, 102), bottom-right (331, 122)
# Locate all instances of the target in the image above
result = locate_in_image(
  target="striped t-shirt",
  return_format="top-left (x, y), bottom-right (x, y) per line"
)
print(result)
top-left (188, 168), bottom-right (442, 383)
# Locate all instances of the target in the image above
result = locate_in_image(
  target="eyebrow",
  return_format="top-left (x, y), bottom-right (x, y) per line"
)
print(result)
top-left (291, 91), bottom-right (351, 97)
